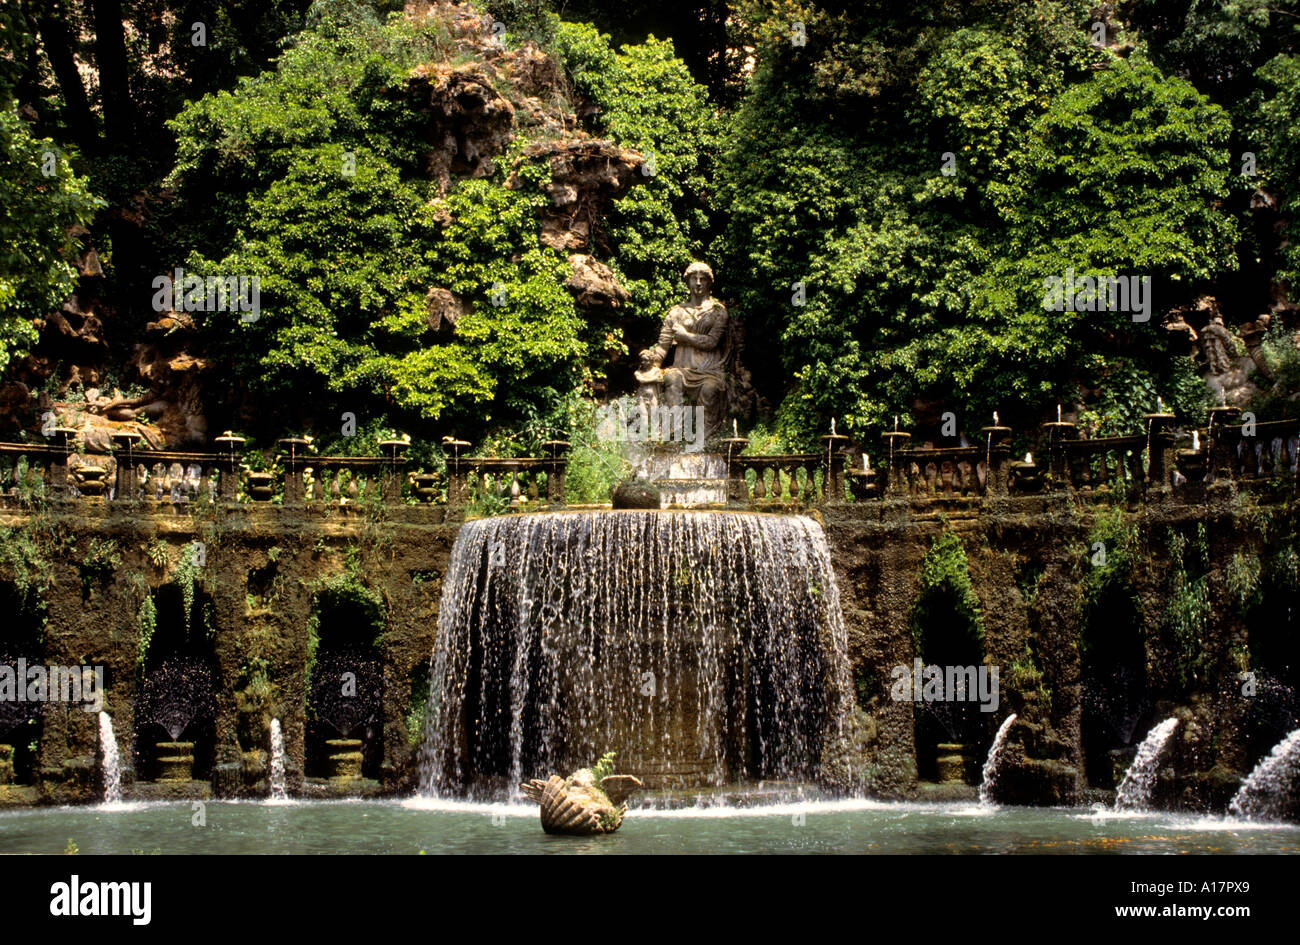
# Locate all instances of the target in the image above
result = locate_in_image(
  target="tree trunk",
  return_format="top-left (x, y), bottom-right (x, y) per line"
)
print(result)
top-left (87, 0), bottom-right (130, 148)
top-left (38, 7), bottom-right (101, 154)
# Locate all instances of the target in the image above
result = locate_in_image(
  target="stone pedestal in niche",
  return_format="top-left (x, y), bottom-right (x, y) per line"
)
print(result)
top-left (155, 741), bottom-right (196, 782)
top-left (326, 739), bottom-right (364, 780)
top-left (935, 743), bottom-right (971, 784)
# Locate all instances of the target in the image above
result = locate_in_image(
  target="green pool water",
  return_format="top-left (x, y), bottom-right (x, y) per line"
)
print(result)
top-left (1, 798), bottom-right (1296, 854)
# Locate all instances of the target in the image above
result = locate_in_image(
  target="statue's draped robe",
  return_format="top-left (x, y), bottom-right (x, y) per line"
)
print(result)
top-left (654, 301), bottom-right (728, 383)
top-left (652, 301), bottom-right (728, 440)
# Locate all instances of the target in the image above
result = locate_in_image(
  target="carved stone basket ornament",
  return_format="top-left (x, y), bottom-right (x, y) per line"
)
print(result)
top-left (521, 768), bottom-right (643, 835)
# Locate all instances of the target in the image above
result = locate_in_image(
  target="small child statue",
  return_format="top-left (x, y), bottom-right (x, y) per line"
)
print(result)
top-left (634, 347), bottom-right (663, 413)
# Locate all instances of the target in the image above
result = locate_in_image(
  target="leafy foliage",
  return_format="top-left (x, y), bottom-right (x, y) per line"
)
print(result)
top-left (78, 537), bottom-right (120, 592)
top-left (1226, 550), bottom-right (1262, 611)
top-left (175, 542), bottom-right (205, 637)
top-left (1082, 507), bottom-right (1142, 607)
top-left (719, 2), bottom-right (1242, 444)
top-left (1165, 525), bottom-right (1212, 686)
top-left (911, 526), bottom-right (983, 655)
top-left (554, 22), bottom-right (720, 323)
top-left (590, 749), bottom-right (616, 782)
top-left (0, 109), bottom-right (103, 375)
top-left (165, 10), bottom-right (585, 438)
top-left (6, 0), bottom-right (1300, 448)
top-left (137, 588), bottom-right (158, 668)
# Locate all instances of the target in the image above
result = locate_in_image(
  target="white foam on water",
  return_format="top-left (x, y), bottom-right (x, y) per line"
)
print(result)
top-left (399, 796), bottom-right (536, 816)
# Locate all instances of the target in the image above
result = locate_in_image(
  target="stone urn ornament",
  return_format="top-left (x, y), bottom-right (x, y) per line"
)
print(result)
top-left (521, 753), bottom-right (642, 835)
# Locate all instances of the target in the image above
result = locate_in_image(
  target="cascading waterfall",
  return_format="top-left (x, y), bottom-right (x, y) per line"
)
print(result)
top-left (98, 711), bottom-right (122, 804)
top-left (1228, 727), bottom-right (1300, 821)
top-left (978, 713), bottom-right (1017, 805)
top-left (1115, 717), bottom-right (1179, 811)
top-left (418, 510), bottom-right (854, 797)
top-left (268, 718), bottom-right (287, 801)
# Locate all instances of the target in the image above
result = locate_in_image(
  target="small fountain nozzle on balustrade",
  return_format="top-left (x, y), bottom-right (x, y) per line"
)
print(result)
top-left (1176, 428), bottom-right (1209, 483)
top-left (1009, 452), bottom-right (1043, 493)
top-left (213, 432), bottom-right (246, 501)
top-left (879, 422), bottom-right (911, 498)
top-left (847, 452), bottom-right (878, 499)
top-left (821, 418), bottom-right (850, 501)
top-left (718, 423), bottom-right (750, 507)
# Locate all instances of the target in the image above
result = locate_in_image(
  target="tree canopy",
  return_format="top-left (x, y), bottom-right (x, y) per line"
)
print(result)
top-left (2, 0), bottom-right (1300, 449)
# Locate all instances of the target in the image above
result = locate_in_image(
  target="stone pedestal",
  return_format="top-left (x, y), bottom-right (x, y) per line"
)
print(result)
top-left (156, 741), bottom-right (196, 782)
top-left (326, 739), bottom-right (364, 780)
top-left (935, 743), bottom-right (971, 784)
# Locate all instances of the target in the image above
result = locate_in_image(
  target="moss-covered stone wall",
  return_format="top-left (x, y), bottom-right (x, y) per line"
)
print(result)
top-left (2, 487), bottom-right (1297, 811)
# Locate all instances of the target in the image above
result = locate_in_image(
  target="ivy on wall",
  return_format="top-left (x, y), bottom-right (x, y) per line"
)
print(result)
top-left (1165, 524), bottom-right (1211, 687)
top-left (911, 525), bottom-right (984, 657)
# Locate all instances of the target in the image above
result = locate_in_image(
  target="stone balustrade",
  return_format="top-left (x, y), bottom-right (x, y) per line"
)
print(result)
top-left (729, 453), bottom-right (828, 505)
top-left (0, 436), bottom-right (572, 513)
top-left (0, 414), bottom-right (1296, 514)
top-left (1057, 436), bottom-right (1148, 493)
top-left (453, 456), bottom-right (567, 509)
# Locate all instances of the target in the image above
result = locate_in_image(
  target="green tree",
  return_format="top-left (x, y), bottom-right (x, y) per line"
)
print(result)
top-left (552, 21), bottom-right (719, 349)
top-left (718, 2), bottom-right (1237, 444)
top-left (165, 8), bottom-right (586, 435)
top-left (0, 107), bottom-right (103, 374)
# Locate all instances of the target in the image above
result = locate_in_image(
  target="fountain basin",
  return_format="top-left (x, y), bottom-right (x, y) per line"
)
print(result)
top-left (247, 471), bottom-right (275, 500)
top-left (1009, 461), bottom-right (1043, 493)
top-left (1176, 448), bottom-right (1208, 483)
top-left (7, 799), bottom-right (1298, 854)
top-left (655, 478), bottom-right (728, 507)
top-left (77, 466), bottom-right (109, 498)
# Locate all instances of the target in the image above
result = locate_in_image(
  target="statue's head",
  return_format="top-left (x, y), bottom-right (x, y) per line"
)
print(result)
top-left (684, 261), bottom-right (714, 295)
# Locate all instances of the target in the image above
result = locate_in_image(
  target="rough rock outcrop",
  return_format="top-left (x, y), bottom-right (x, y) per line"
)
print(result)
top-left (425, 287), bottom-right (471, 333)
top-left (408, 61), bottom-right (516, 193)
top-left (566, 254), bottom-right (628, 309)
top-left (512, 140), bottom-right (644, 251)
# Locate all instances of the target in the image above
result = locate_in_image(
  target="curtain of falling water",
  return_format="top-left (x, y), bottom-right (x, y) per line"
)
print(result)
top-left (417, 511), bottom-right (853, 797)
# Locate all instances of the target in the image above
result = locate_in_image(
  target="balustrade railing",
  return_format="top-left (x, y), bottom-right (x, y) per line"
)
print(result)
top-left (1211, 419), bottom-right (1300, 482)
top-left (730, 454), bottom-right (826, 505)
top-left (0, 413), bottom-right (1295, 515)
top-left (1058, 436), bottom-right (1147, 494)
top-left (890, 446), bottom-right (988, 499)
top-left (454, 456), bottom-right (566, 510)
top-left (0, 442), bottom-right (60, 506)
